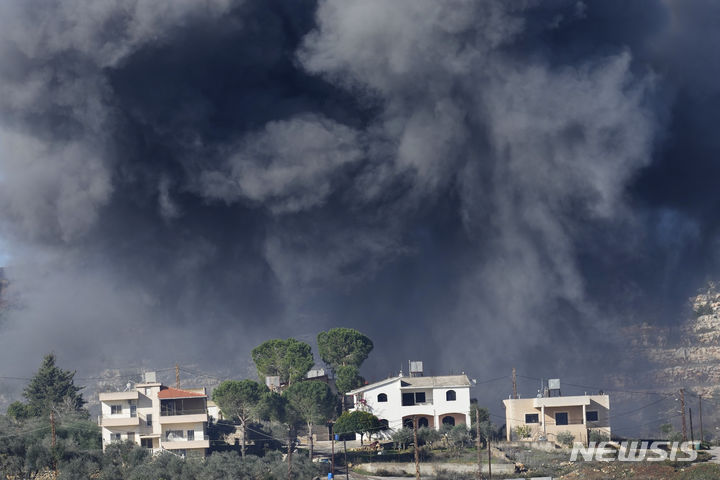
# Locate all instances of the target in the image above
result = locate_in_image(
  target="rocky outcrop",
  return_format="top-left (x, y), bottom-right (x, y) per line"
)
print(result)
top-left (615, 283), bottom-right (720, 435)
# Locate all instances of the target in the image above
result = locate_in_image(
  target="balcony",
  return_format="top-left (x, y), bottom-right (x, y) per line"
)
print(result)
top-left (162, 435), bottom-right (210, 450)
top-left (159, 399), bottom-right (207, 424)
top-left (99, 413), bottom-right (140, 427)
top-left (159, 412), bottom-right (208, 424)
top-left (99, 391), bottom-right (139, 402)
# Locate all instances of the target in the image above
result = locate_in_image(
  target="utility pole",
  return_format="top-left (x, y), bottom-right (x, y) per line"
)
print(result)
top-left (680, 389), bottom-right (687, 442)
top-left (487, 427), bottom-right (492, 480)
top-left (512, 368), bottom-right (517, 399)
top-left (413, 416), bottom-right (420, 480)
top-left (699, 395), bottom-right (704, 443)
top-left (50, 410), bottom-right (57, 480)
top-left (689, 408), bottom-right (695, 447)
top-left (476, 407), bottom-right (482, 480)
top-left (344, 438), bottom-right (348, 480)
top-left (175, 363), bottom-right (180, 389)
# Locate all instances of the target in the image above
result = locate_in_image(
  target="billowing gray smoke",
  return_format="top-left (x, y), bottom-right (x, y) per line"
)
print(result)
top-left (0, 0), bottom-right (719, 423)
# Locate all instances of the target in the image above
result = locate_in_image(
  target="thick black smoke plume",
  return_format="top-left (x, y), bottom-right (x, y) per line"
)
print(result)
top-left (1, 0), bottom-right (719, 424)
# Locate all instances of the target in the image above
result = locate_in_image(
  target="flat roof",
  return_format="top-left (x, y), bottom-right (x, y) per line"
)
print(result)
top-left (348, 374), bottom-right (471, 394)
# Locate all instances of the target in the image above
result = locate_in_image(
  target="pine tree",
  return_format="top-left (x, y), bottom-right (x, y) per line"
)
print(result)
top-left (23, 354), bottom-right (86, 417)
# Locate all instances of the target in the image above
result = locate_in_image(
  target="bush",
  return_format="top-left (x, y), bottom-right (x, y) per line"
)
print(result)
top-left (555, 431), bottom-right (575, 447)
top-left (446, 425), bottom-right (471, 455)
top-left (589, 430), bottom-right (609, 443)
top-left (417, 427), bottom-right (441, 448)
top-left (391, 428), bottom-right (413, 450)
top-left (514, 425), bottom-right (532, 439)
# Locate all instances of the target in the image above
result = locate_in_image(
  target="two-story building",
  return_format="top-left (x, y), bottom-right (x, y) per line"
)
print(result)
top-left (347, 369), bottom-right (472, 432)
top-left (99, 378), bottom-right (211, 457)
top-left (503, 393), bottom-right (611, 445)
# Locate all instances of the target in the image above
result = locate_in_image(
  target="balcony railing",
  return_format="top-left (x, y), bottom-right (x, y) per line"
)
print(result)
top-left (98, 414), bottom-right (140, 427)
top-left (160, 408), bottom-right (207, 417)
top-left (163, 434), bottom-right (210, 442)
top-left (547, 420), bottom-right (585, 426)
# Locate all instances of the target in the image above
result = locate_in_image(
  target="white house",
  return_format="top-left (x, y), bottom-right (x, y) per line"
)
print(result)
top-left (347, 371), bottom-right (472, 432)
top-left (98, 375), bottom-right (211, 458)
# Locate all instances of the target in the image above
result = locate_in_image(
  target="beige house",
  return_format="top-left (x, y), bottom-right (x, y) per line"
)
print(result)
top-left (99, 379), bottom-right (211, 457)
top-left (503, 394), bottom-right (610, 445)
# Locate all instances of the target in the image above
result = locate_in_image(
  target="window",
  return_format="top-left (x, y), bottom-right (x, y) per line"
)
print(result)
top-left (586, 411), bottom-right (599, 422)
top-left (127, 432), bottom-right (135, 442)
top-left (165, 430), bottom-right (183, 440)
top-left (141, 438), bottom-right (153, 448)
top-left (446, 390), bottom-right (456, 401)
top-left (130, 405), bottom-right (137, 417)
top-left (111, 433), bottom-right (122, 442)
top-left (403, 418), bottom-right (414, 428)
top-left (379, 419), bottom-right (389, 429)
top-left (146, 414), bottom-right (153, 427)
top-left (525, 414), bottom-right (539, 424)
top-left (377, 393), bottom-right (388, 403)
top-left (555, 412), bottom-right (568, 426)
top-left (402, 391), bottom-right (428, 406)
top-left (418, 417), bottom-right (429, 428)
top-left (187, 430), bottom-right (194, 441)
top-left (442, 416), bottom-right (455, 426)
top-left (110, 405), bottom-right (122, 415)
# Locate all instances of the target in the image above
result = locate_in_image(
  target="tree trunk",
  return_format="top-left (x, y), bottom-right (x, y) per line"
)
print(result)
top-left (308, 422), bottom-right (314, 460)
top-left (240, 418), bottom-right (246, 459)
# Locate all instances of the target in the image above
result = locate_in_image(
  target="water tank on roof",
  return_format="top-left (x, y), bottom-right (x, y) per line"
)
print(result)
top-left (409, 361), bottom-right (423, 377)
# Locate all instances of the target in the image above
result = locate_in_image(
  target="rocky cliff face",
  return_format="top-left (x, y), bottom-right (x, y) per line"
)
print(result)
top-left (615, 283), bottom-right (720, 437)
top-left (636, 284), bottom-right (720, 397)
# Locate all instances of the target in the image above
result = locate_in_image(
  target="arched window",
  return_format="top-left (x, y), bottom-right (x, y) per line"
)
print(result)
top-left (442, 416), bottom-right (455, 426)
top-left (446, 390), bottom-right (456, 401)
top-left (403, 418), bottom-right (414, 428)
top-left (377, 393), bottom-right (388, 403)
top-left (379, 419), bottom-right (389, 429)
top-left (418, 417), bottom-right (429, 428)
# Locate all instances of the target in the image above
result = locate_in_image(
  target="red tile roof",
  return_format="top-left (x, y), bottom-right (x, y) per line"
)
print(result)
top-left (157, 387), bottom-right (206, 399)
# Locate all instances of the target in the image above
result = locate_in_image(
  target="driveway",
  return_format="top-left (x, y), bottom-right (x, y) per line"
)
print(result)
top-left (707, 446), bottom-right (720, 464)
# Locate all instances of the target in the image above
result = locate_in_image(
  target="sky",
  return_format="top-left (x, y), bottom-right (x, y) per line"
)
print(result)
top-left (0, 0), bottom-right (719, 431)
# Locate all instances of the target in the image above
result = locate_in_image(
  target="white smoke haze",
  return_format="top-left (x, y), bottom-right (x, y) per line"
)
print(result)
top-left (199, 114), bottom-right (364, 214)
top-left (0, 0), bottom-right (718, 430)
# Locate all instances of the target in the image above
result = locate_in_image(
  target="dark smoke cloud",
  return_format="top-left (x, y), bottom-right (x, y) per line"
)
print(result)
top-left (0, 0), bottom-right (719, 426)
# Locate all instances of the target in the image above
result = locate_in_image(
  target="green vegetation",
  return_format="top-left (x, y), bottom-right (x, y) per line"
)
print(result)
top-left (13, 353), bottom-right (87, 419)
top-left (282, 380), bottom-right (335, 459)
top-left (556, 430), bottom-right (575, 447)
top-left (317, 328), bottom-right (373, 404)
top-left (334, 410), bottom-right (381, 444)
top-left (317, 327), bottom-right (373, 369)
top-left (515, 424), bottom-right (532, 439)
top-left (251, 338), bottom-right (314, 385)
top-left (334, 365), bottom-right (364, 395)
top-left (211, 379), bottom-right (267, 458)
